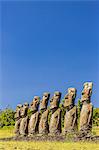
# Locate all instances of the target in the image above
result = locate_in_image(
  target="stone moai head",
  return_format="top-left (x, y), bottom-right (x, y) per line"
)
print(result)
top-left (64, 88), bottom-right (77, 108)
top-left (40, 92), bottom-right (50, 111)
top-left (81, 82), bottom-right (93, 103)
top-left (30, 96), bottom-right (40, 113)
top-left (21, 102), bottom-right (29, 117)
top-left (16, 104), bottom-right (23, 111)
top-left (15, 104), bottom-right (23, 119)
top-left (50, 91), bottom-right (61, 110)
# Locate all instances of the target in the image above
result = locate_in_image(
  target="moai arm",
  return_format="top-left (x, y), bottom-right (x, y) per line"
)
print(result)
top-left (72, 106), bottom-right (77, 128)
top-left (46, 109), bottom-right (49, 117)
top-left (56, 108), bottom-right (61, 129)
top-left (87, 104), bottom-right (93, 126)
top-left (34, 112), bottom-right (39, 130)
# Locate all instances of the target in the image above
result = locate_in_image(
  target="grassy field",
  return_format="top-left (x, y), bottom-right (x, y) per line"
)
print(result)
top-left (0, 141), bottom-right (99, 150)
top-left (0, 126), bottom-right (99, 150)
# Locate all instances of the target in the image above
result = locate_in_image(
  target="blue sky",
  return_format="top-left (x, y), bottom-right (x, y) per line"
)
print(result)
top-left (0, 1), bottom-right (99, 109)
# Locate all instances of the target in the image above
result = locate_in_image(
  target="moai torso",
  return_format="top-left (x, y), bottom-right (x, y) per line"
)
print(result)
top-left (14, 104), bottom-right (22, 136)
top-left (39, 93), bottom-right (50, 135)
top-left (29, 111), bottom-right (39, 134)
top-left (49, 91), bottom-right (61, 135)
top-left (49, 108), bottom-right (61, 134)
top-left (39, 109), bottom-right (49, 134)
top-left (64, 106), bottom-right (77, 131)
top-left (19, 103), bottom-right (29, 136)
top-left (63, 88), bottom-right (77, 134)
top-left (80, 82), bottom-right (93, 132)
top-left (80, 103), bottom-right (92, 129)
top-left (28, 96), bottom-right (40, 136)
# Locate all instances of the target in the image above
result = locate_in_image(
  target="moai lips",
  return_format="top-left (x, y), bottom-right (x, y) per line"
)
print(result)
top-left (50, 91), bottom-right (61, 110)
top-left (30, 96), bottom-right (40, 112)
top-left (64, 88), bottom-right (76, 108)
top-left (81, 82), bottom-right (93, 102)
top-left (40, 92), bottom-right (50, 111)
top-left (14, 83), bottom-right (94, 138)
top-left (15, 104), bottom-right (23, 120)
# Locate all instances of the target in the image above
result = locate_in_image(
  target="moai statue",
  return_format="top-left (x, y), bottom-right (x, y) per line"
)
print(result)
top-left (49, 91), bottom-right (61, 135)
top-left (28, 96), bottom-right (40, 136)
top-left (39, 92), bottom-right (50, 135)
top-left (63, 88), bottom-right (77, 135)
top-left (19, 102), bottom-right (29, 136)
top-left (79, 82), bottom-right (93, 133)
top-left (14, 104), bottom-right (23, 136)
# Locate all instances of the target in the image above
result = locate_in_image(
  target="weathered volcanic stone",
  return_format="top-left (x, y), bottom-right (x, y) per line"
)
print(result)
top-left (49, 91), bottom-right (61, 135)
top-left (28, 96), bottom-right (40, 136)
top-left (19, 103), bottom-right (29, 136)
top-left (14, 104), bottom-right (23, 136)
top-left (39, 92), bottom-right (50, 135)
top-left (80, 82), bottom-right (93, 133)
top-left (63, 88), bottom-right (77, 134)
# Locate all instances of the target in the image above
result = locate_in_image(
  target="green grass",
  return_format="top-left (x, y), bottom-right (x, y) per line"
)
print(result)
top-left (92, 126), bottom-right (99, 136)
top-left (0, 126), bottom-right (99, 150)
top-left (0, 126), bottom-right (15, 138)
top-left (0, 141), bottom-right (99, 150)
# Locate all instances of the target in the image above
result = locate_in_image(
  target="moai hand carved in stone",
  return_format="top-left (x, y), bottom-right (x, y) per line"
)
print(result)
top-left (39, 92), bottom-right (50, 135)
top-left (19, 103), bottom-right (29, 136)
top-left (49, 91), bottom-right (61, 135)
top-left (28, 96), bottom-right (40, 136)
top-left (63, 88), bottom-right (77, 134)
top-left (14, 104), bottom-right (23, 136)
top-left (80, 82), bottom-right (93, 133)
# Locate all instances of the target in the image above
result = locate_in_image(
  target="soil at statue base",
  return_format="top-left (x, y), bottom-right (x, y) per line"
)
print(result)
top-left (0, 134), bottom-right (99, 142)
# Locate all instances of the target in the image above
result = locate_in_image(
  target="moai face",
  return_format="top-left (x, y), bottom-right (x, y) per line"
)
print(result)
top-left (21, 102), bottom-right (29, 117)
top-left (68, 88), bottom-right (77, 100)
top-left (30, 96), bottom-right (40, 112)
top-left (15, 104), bottom-right (23, 119)
top-left (81, 82), bottom-right (93, 103)
top-left (64, 88), bottom-right (76, 108)
top-left (40, 92), bottom-right (50, 111)
top-left (50, 91), bottom-right (61, 110)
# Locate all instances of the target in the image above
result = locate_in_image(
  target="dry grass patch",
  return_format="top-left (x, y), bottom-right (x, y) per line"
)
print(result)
top-left (0, 126), bottom-right (99, 150)
top-left (0, 141), bottom-right (99, 150)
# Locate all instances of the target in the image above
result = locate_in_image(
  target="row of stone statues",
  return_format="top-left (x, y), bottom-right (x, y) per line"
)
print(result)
top-left (14, 82), bottom-right (93, 137)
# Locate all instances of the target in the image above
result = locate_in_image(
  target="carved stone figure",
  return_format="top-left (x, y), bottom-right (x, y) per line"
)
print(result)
top-left (14, 104), bottom-right (23, 136)
top-left (49, 91), bottom-right (61, 135)
top-left (19, 103), bottom-right (29, 136)
top-left (39, 92), bottom-right (50, 135)
top-left (28, 96), bottom-right (40, 136)
top-left (80, 82), bottom-right (93, 132)
top-left (63, 88), bottom-right (77, 134)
